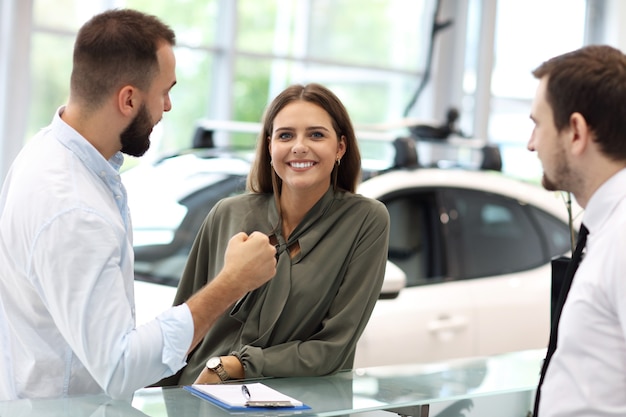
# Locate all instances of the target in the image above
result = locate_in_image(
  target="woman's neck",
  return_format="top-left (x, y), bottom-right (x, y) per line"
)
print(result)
top-left (279, 186), bottom-right (328, 239)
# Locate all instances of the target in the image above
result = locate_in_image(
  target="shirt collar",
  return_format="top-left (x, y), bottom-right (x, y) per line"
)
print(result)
top-left (52, 106), bottom-right (125, 176)
top-left (583, 168), bottom-right (626, 236)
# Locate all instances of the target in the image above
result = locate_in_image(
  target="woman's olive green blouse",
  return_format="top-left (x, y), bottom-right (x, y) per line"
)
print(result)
top-left (162, 186), bottom-right (389, 385)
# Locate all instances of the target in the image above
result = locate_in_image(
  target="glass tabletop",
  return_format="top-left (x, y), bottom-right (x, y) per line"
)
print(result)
top-left (0, 349), bottom-right (544, 417)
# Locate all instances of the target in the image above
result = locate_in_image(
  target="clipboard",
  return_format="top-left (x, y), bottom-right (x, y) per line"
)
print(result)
top-left (184, 382), bottom-right (311, 412)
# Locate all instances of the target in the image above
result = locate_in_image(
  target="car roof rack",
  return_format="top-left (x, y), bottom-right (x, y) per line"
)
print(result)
top-left (182, 118), bottom-right (502, 173)
top-left (400, 107), bottom-right (502, 172)
top-left (391, 133), bottom-right (502, 172)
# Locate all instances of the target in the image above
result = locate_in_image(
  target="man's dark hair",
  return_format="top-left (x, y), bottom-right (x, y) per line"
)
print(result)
top-left (533, 45), bottom-right (626, 160)
top-left (70, 9), bottom-right (176, 110)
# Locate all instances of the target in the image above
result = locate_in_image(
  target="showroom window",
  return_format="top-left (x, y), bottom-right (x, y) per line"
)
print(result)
top-left (17, 0), bottom-right (592, 180)
top-left (483, 0), bottom-right (587, 179)
top-left (28, 0), bottom-right (435, 160)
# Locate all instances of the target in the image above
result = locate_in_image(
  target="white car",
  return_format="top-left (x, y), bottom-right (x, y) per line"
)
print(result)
top-left (126, 150), bottom-right (581, 368)
top-left (353, 168), bottom-right (581, 367)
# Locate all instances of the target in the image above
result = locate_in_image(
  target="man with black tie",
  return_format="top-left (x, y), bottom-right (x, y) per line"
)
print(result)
top-left (528, 45), bottom-right (626, 416)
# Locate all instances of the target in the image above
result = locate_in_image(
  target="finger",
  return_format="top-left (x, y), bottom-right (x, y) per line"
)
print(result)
top-left (248, 231), bottom-right (270, 243)
top-left (230, 231), bottom-right (249, 243)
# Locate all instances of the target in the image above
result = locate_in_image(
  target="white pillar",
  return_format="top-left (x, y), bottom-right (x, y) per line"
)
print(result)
top-left (597, 0), bottom-right (626, 50)
top-left (0, 0), bottom-right (33, 182)
top-left (208, 0), bottom-right (237, 147)
top-left (472, 0), bottom-right (497, 141)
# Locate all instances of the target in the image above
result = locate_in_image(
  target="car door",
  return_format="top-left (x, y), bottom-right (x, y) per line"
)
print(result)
top-left (354, 189), bottom-right (478, 367)
top-left (440, 188), bottom-right (570, 357)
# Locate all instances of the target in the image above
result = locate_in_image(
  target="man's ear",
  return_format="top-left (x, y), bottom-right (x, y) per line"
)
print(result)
top-left (117, 85), bottom-right (137, 117)
top-left (569, 112), bottom-right (591, 156)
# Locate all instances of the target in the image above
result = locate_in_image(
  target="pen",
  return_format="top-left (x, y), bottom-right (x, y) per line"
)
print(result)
top-left (241, 384), bottom-right (251, 401)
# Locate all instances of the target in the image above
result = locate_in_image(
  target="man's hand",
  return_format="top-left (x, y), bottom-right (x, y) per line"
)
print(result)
top-left (220, 231), bottom-right (277, 293)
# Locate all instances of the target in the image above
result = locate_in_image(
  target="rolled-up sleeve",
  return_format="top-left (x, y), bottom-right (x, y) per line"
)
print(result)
top-left (157, 303), bottom-right (193, 372)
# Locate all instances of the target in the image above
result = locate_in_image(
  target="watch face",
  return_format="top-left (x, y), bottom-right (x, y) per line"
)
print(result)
top-left (207, 357), bottom-right (221, 368)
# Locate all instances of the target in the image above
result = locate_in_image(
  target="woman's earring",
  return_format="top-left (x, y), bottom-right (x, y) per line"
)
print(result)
top-left (270, 160), bottom-right (273, 167)
top-left (336, 158), bottom-right (341, 166)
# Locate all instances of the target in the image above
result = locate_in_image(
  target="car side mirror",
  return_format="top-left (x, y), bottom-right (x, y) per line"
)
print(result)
top-left (379, 261), bottom-right (407, 300)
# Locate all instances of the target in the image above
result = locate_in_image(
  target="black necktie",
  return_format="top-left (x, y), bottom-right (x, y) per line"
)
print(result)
top-left (533, 223), bottom-right (589, 416)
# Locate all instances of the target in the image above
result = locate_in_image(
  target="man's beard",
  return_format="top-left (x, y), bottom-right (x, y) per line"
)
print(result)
top-left (542, 173), bottom-right (559, 191)
top-left (120, 104), bottom-right (154, 157)
top-left (541, 156), bottom-right (571, 192)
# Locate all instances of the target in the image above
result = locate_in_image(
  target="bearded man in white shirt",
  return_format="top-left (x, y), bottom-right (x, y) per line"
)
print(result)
top-left (0, 9), bottom-right (276, 401)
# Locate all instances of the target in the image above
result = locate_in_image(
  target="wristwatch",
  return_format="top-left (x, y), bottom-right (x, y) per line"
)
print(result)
top-left (206, 356), bottom-right (230, 382)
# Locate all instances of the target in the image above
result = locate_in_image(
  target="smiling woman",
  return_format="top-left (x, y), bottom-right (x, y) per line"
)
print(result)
top-left (155, 83), bottom-right (390, 386)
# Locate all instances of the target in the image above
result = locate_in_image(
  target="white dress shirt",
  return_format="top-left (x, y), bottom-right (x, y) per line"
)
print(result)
top-left (540, 168), bottom-right (626, 416)
top-left (0, 108), bottom-right (193, 400)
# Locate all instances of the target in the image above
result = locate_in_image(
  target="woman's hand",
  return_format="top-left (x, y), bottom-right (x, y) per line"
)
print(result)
top-left (193, 355), bottom-right (246, 384)
top-left (194, 366), bottom-right (223, 384)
